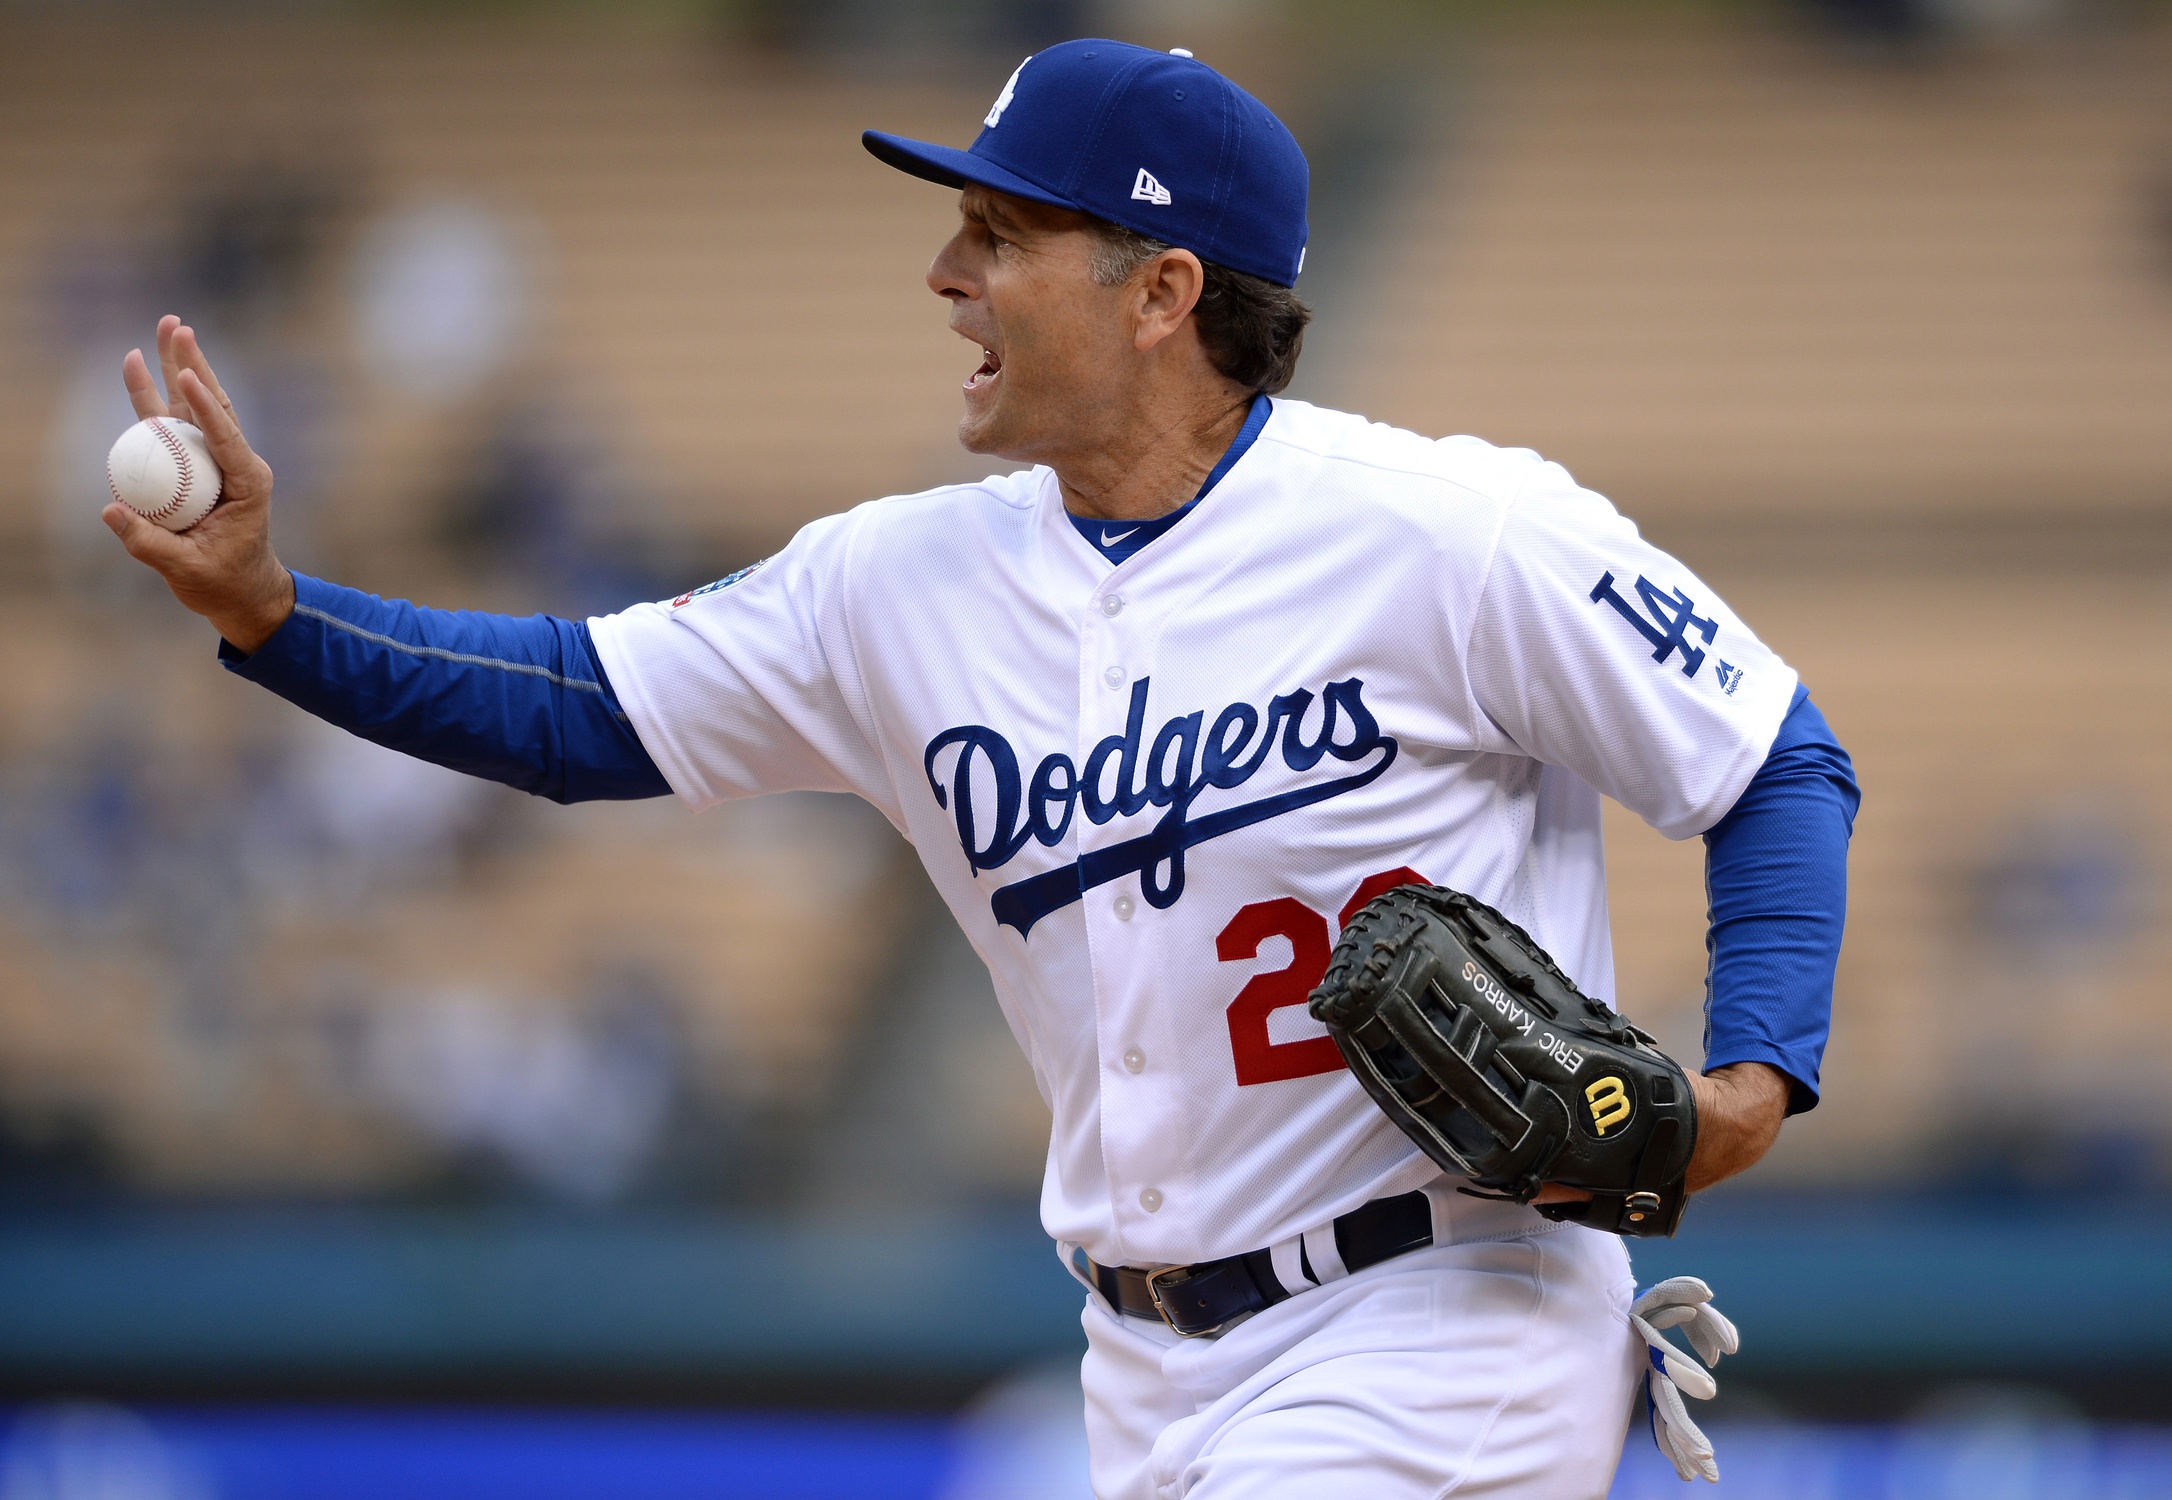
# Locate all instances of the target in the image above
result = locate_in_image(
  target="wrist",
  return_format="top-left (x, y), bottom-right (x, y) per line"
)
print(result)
top-left (219, 566), bottom-right (296, 655)
top-left (1685, 1061), bottom-right (1789, 1193)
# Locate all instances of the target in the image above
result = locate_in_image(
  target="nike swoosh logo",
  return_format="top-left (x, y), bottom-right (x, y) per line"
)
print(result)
top-left (1101, 526), bottom-right (1139, 545)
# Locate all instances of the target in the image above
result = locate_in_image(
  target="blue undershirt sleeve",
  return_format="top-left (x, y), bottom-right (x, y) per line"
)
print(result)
top-left (218, 572), bottom-right (673, 804)
top-left (1699, 684), bottom-right (1859, 1115)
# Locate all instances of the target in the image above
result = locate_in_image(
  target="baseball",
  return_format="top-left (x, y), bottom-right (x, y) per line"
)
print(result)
top-left (107, 416), bottom-right (223, 532)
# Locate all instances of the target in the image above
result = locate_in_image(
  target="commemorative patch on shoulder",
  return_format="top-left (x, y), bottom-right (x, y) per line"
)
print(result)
top-left (671, 560), bottom-right (767, 609)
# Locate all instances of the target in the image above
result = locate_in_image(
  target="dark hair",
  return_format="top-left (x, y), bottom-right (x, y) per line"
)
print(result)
top-left (1086, 222), bottom-right (1311, 395)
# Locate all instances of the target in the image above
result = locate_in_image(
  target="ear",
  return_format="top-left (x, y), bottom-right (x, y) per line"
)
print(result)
top-left (1132, 248), bottom-right (1206, 353)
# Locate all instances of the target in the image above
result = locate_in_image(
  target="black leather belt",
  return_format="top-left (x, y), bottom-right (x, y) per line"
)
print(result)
top-left (1089, 1191), bottom-right (1434, 1338)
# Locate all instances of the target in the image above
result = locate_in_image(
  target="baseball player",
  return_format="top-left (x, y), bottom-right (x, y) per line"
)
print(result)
top-left (104, 40), bottom-right (1856, 1497)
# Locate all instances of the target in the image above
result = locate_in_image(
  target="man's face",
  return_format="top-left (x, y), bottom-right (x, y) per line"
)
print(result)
top-left (926, 187), bottom-right (1135, 462)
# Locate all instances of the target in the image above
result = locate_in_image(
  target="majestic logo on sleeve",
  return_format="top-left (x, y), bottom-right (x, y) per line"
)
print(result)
top-left (1590, 571), bottom-right (1718, 679)
top-left (924, 677), bottom-right (1398, 938)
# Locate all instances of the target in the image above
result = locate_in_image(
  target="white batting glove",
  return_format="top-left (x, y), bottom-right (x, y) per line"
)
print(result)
top-left (1630, 1276), bottom-right (1739, 1484)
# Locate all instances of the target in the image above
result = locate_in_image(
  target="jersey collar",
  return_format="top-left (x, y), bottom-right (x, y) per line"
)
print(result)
top-left (1067, 394), bottom-right (1273, 567)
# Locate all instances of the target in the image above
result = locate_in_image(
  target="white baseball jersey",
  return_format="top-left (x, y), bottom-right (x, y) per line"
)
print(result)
top-left (588, 398), bottom-right (1796, 1271)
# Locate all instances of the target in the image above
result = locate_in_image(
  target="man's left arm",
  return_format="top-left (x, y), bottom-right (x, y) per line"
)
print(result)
top-left (1686, 685), bottom-right (1859, 1190)
top-left (1460, 460), bottom-right (1859, 1198)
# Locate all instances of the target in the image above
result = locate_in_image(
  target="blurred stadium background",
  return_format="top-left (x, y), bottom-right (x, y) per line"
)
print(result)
top-left (0, 0), bottom-right (2168, 1494)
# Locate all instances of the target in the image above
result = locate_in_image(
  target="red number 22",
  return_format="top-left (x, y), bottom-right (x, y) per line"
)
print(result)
top-left (1219, 867), bottom-right (1428, 1086)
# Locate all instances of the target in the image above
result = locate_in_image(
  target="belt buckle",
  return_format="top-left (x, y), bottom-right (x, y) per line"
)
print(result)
top-left (1141, 1264), bottom-right (1216, 1339)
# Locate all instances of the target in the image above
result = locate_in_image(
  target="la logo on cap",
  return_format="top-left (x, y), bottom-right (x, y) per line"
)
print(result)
top-left (1131, 168), bottom-right (1172, 206)
top-left (985, 58), bottom-right (1027, 128)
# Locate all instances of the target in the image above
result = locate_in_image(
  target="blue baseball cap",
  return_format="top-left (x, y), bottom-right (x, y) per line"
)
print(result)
top-left (864, 39), bottom-right (1309, 288)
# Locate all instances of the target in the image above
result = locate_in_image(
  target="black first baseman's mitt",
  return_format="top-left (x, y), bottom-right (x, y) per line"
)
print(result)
top-left (1308, 884), bottom-right (1697, 1237)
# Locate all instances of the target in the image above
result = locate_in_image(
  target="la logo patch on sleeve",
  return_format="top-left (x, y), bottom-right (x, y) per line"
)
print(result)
top-left (1589, 570), bottom-right (1719, 680)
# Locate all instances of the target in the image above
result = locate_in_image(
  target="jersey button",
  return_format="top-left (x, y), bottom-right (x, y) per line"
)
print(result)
top-left (1139, 1188), bottom-right (1163, 1213)
top-left (1122, 1048), bottom-right (1145, 1074)
top-left (1103, 665), bottom-right (1126, 689)
top-left (1099, 594), bottom-right (1124, 617)
top-left (1113, 894), bottom-right (1135, 920)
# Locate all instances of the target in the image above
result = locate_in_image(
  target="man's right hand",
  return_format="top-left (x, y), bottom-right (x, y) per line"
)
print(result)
top-left (105, 315), bottom-right (294, 653)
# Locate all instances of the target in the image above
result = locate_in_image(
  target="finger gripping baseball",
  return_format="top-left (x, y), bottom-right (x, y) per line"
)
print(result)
top-left (1309, 884), bottom-right (1698, 1236)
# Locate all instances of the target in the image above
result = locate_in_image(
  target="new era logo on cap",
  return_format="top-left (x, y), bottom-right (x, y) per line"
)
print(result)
top-left (863, 39), bottom-right (1310, 287)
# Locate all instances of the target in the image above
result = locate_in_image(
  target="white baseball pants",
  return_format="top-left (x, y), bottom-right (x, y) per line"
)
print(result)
top-left (1079, 1222), bottom-right (1643, 1500)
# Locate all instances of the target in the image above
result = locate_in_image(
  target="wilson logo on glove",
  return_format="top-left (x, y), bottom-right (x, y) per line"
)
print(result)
top-left (1585, 1076), bottom-right (1633, 1136)
top-left (1307, 884), bottom-right (1698, 1237)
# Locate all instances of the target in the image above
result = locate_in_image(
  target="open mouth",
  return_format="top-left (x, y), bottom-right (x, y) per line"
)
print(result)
top-left (965, 345), bottom-right (1001, 391)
